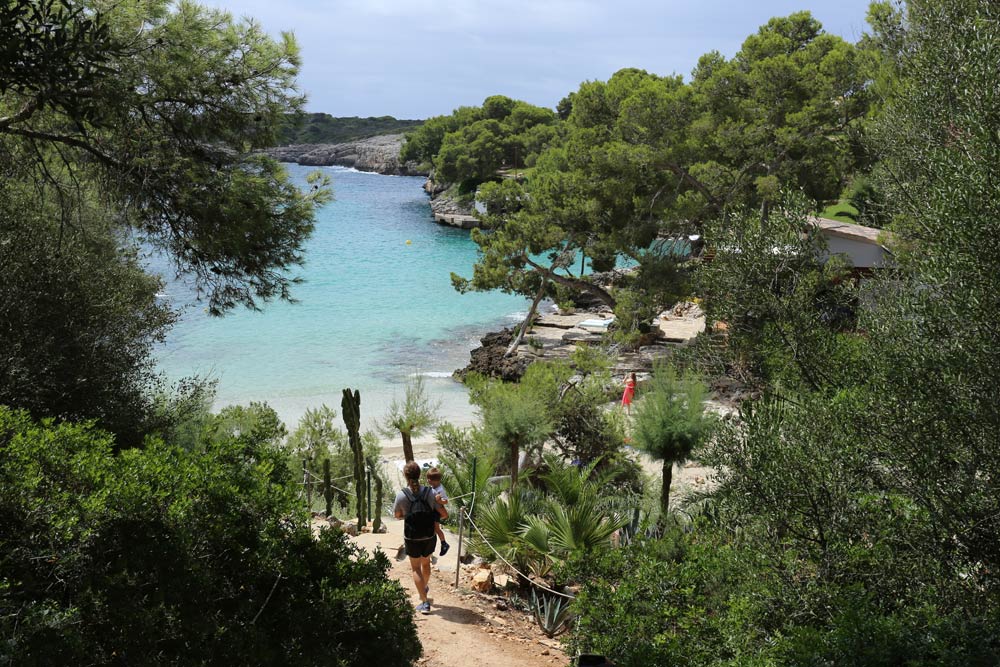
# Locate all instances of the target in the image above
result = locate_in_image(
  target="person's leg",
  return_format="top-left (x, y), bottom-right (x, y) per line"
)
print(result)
top-left (435, 521), bottom-right (450, 555)
top-left (409, 556), bottom-right (428, 603)
top-left (420, 557), bottom-right (431, 596)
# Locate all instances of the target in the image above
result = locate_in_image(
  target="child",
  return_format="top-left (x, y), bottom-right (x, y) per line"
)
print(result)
top-left (426, 467), bottom-right (450, 556)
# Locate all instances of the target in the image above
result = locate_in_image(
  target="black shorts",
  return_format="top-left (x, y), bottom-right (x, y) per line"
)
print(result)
top-left (404, 536), bottom-right (436, 559)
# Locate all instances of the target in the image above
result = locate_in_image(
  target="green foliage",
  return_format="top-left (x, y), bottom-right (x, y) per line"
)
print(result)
top-left (400, 105), bottom-right (483, 164)
top-left (819, 199), bottom-right (861, 221)
top-left (0, 182), bottom-right (182, 448)
top-left (0, 407), bottom-right (420, 666)
top-left (147, 378), bottom-right (218, 451)
top-left (631, 365), bottom-right (716, 516)
top-left (530, 589), bottom-right (573, 638)
top-left (859, 0), bottom-right (1000, 579)
top-left (468, 366), bottom-right (560, 488)
top-left (549, 368), bottom-right (638, 490)
top-left (286, 404), bottom-right (341, 465)
top-left (202, 402), bottom-right (288, 452)
top-left (277, 113), bottom-right (423, 145)
top-left (570, 523), bottom-right (1000, 667)
top-left (590, 3), bottom-right (1000, 664)
top-left (377, 374), bottom-right (440, 463)
top-left (401, 96), bottom-right (558, 184)
top-left (434, 423), bottom-right (501, 516)
top-left (567, 531), bottom-right (769, 666)
top-left (468, 462), bottom-right (629, 580)
top-left (697, 200), bottom-right (861, 391)
top-left (453, 13), bottom-right (868, 332)
top-left (0, 0), bottom-right (331, 314)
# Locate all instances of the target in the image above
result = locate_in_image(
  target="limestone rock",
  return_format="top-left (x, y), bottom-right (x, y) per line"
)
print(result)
top-left (454, 328), bottom-right (531, 382)
top-left (470, 569), bottom-right (494, 593)
top-left (341, 521), bottom-right (359, 537)
top-left (264, 134), bottom-right (427, 176)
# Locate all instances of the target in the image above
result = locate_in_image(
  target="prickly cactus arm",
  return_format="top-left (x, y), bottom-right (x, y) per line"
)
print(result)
top-left (372, 476), bottom-right (383, 533)
top-left (341, 388), bottom-right (367, 527)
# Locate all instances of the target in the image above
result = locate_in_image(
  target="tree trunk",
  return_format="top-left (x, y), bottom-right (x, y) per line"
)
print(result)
top-left (402, 430), bottom-right (414, 463)
top-left (510, 437), bottom-right (520, 489)
top-left (505, 281), bottom-right (548, 357)
top-left (660, 458), bottom-right (673, 518)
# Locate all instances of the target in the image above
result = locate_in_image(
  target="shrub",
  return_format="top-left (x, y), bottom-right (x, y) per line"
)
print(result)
top-left (0, 407), bottom-right (419, 666)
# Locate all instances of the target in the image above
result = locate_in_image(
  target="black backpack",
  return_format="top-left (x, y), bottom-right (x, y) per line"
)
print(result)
top-left (403, 486), bottom-right (436, 540)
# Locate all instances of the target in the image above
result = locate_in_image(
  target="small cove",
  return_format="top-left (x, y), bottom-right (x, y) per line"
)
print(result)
top-left (154, 164), bottom-right (528, 430)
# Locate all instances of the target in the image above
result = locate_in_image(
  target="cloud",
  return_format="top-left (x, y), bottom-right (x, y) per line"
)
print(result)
top-left (200, 0), bottom-right (876, 117)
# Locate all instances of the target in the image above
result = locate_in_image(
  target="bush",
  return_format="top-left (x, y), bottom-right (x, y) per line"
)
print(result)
top-left (0, 407), bottom-right (419, 666)
top-left (569, 524), bottom-right (1000, 667)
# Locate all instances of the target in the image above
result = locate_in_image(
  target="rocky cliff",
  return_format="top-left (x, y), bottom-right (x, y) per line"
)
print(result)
top-left (266, 134), bottom-right (426, 176)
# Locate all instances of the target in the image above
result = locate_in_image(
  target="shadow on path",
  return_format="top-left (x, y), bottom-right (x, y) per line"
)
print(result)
top-left (427, 603), bottom-right (485, 626)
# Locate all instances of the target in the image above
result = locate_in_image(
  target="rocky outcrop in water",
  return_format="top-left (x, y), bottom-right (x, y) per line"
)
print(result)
top-left (266, 134), bottom-right (426, 176)
top-left (454, 328), bottom-right (531, 382)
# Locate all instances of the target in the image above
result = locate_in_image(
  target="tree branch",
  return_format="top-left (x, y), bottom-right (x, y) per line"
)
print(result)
top-left (3, 126), bottom-right (121, 168)
top-left (523, 256), bottom-right (617, 308)
top-left (0, 97), bottom-right (40, 130)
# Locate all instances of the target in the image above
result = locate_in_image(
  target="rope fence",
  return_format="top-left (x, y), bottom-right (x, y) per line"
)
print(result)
top-left (301, 457), bottom-right (572, 600)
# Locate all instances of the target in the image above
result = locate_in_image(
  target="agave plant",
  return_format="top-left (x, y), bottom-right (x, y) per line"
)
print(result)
top-left (530, 588), bottom-right (574, 638)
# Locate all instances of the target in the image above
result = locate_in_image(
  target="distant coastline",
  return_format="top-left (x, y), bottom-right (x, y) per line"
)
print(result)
top-left (266, 134), bottom-right (427, 176)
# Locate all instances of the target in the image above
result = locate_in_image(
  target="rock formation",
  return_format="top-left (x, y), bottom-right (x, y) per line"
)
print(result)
top-left (453, 328), bottom-right (531, 382)
top-left (266, 134), bottom-right (426, 176)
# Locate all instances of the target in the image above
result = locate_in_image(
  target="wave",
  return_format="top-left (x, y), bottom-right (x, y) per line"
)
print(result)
top-left (323, 165), bottom-right (361, 174)
top-left (409, 371), bottom-right (455, 379)
top-left (505, 311), bottom-right (528, 321)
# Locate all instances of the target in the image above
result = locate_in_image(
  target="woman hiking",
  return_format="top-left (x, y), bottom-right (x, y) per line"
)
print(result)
top-left (393, 461), bottom-right (448, 614)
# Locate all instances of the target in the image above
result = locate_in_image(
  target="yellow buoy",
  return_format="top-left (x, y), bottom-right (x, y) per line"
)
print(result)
top-left (405, 240), bottom-right (412, 245)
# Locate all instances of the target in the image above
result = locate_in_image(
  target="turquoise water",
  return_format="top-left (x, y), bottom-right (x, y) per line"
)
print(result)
top-left (155, 165), bottom-right (528, 431)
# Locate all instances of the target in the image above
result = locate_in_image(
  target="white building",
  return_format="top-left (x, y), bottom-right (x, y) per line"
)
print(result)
top-left (810, 216), bottom-right (894, 273)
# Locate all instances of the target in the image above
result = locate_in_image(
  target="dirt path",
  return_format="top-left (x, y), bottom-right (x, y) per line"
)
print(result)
top-left (349, 518), bottom-right (570, 667)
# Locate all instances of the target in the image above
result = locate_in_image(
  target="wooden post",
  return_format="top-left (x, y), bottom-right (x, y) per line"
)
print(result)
top-left (454, 509), bottom-right (465, 589)
top-left (324, 459), bottom-right (332, 517)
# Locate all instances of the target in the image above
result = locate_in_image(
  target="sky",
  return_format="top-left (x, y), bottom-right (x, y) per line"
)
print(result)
top-left (202, 0), bottom-right (876, 119)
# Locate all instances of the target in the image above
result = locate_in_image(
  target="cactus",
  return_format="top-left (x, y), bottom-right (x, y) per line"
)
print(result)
top-left (371, 474), bottom-right (383, 533)
top-left (530, 588), bottom-right (574, 638)
top-left (341, 388), bottom-right (366, 528)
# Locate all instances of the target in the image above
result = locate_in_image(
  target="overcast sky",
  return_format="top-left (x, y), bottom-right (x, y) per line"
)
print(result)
top-left (202, 0), bottom-right (875, 119)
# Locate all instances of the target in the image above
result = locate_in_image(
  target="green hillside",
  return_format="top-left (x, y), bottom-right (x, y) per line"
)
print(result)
top-left (278, 113), bottom-right (423, 145)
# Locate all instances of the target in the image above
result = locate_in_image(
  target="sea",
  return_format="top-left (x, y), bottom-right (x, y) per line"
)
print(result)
top-left (154, 164), bottom-right (529, 432)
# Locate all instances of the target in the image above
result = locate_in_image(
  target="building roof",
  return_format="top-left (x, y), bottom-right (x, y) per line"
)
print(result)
top-left (809, 216), bottom-right (893, 245)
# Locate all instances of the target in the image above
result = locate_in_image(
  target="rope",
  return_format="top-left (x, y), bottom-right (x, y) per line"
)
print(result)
top-left (299, 478), bottom-right (351, 495)
top-left (462, 507), bottom-right (575, 600)
top-left (301, 469), bottom-right (353, 483)
top-left (467, 490), bottom-right (477, 522)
